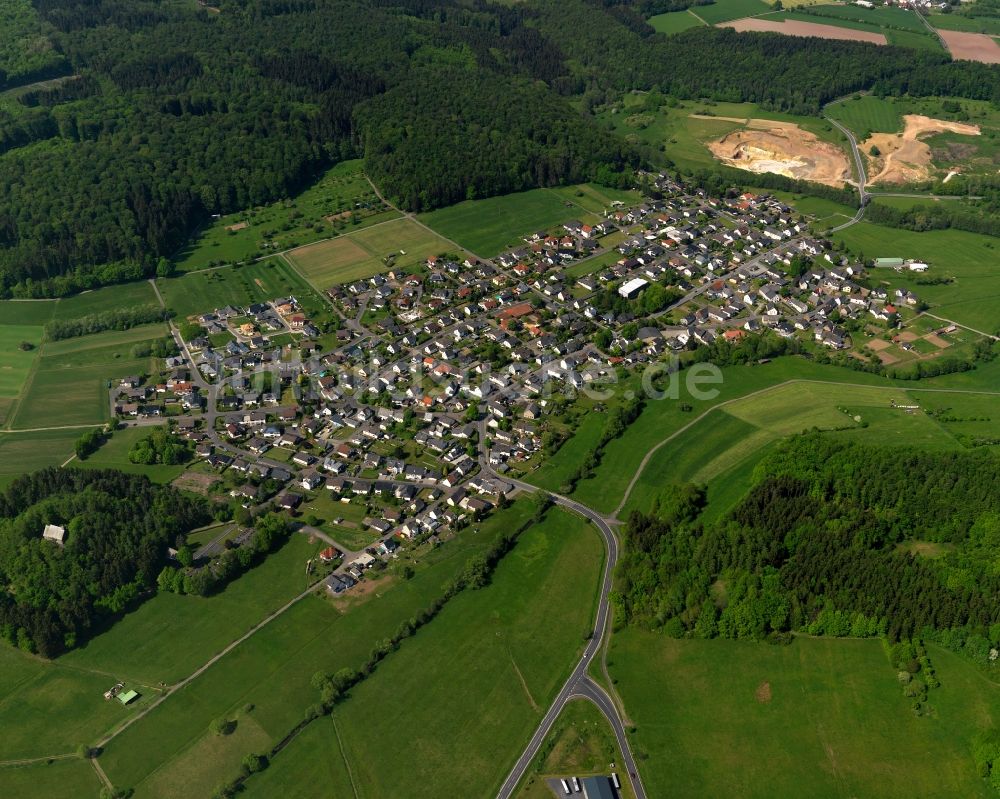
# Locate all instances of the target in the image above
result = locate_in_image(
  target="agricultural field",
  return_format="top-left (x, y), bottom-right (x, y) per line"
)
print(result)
top-left (0, 429), bottom-right (81, 487)
top-left (241, 507), bottom-right (602, 799)
top-left (648, 9), bottom-right (705, 34)
top-left (516, 700), bottom-right (635, 799)
top-left (833, 222), bottom-right (1000, 334)
top-left (287, 216), bottom-right (457, 290)
top-left (0, 643), bottom-right (148, 762)
top-left (537, 358), bottom-right (893, 514)
top-left (611, 632), bottom-right (1000, 798)
top-left (0, 299), bottom-right (57, 324)
top-left (418, 184), bottom-right (635, 257)
top-left (695, 0), bottom-right (772, 25)
top-left (789, 3), bottom-right (929, 32)
top-left (826, 95), bottom-right (905, 139)
top-left (97, 502), bottom-right (541, 798)
top-left (929, 11), bottom-right (1000, 35)
top-left (619, 381), bottom-right (973, 517)
top-left (768, 9), bottom-right (943, 49)
top-left (60, 535), bottom-right (326, 687)
top-left (0, 322), bottom-right (42, 426)
top-left (0, 759), bottom-right (102, 799)
top-left (171, 159), bottom-right (398, 273)
top-left (9, 323), bottom-right (165, 430)
top-left (53, 281), bottom-right (159, 320)
top-left (157, 258), bottom-right (321, 320)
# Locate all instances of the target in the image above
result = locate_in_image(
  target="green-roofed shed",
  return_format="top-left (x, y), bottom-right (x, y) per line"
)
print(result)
top-left (117, 689), bottom-right (139, 706)
top-left (875, 258), bottom-right (904, 268)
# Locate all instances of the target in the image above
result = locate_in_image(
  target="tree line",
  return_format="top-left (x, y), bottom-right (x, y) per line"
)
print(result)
top-left (43, 305), bottom-right (172, 341)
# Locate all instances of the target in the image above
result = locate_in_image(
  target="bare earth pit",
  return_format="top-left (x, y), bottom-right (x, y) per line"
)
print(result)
top-left (707, 120), bottom-right (851, 187)
top-left (864, 115), bottom-right (981, 185)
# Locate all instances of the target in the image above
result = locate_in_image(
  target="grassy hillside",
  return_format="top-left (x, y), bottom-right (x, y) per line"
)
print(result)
top-left (611, 631), bottom-right (1000, 798)
top-left (241, 507), bottom-right (602, 799)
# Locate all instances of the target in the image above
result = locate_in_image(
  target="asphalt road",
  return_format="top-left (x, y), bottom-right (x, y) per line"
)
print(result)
top-left (479, 435), bottom-right (646, 799)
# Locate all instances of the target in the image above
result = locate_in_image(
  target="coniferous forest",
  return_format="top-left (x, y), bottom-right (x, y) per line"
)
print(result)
top-left (614, 436), bottom-right (1000, 662)
top-left (0, 0), bottom-right (998, 297)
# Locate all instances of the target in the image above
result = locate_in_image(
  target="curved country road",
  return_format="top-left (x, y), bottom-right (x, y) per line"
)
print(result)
top-left (478, 431), bottom-right (646, 799)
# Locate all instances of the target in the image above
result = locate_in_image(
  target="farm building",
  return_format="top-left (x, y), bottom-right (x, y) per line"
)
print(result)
top-left (874, 258), bottom-right (904, 268)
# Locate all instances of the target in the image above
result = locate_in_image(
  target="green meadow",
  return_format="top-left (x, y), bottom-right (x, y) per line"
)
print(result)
top-left (242, 507), bottom-right (602, 799)
top-left (157, 257), bottom-right (320, 320)
top-left (833, 222), bottom-right (1000, 334)
top-left (171, 159), bottom-right (398, 273)
top-left (98, 502), bottom-right (542, 797)
top-left (611, 632), bottom-right (1000, 798)
top-left (418, 184), bottom-right (635, 257)
top-left (695, 0), bottom-right (771, 24)
top-left (648, 10), bottom-right (706, 34)
top-left (0, 428), bottom-right (81, 487)
top-left (619, 381), bottom-right (973, 517)
top-left (74, 424), bottom-right (187, 483)
top-left (772, 9), bottom-right (944, 50)
top-left (287, 216), bottom-right (455, 290)
top-left (929, 12), bottom-right (1000, 35)
top-left (0, 759), bottom-right (103, 799)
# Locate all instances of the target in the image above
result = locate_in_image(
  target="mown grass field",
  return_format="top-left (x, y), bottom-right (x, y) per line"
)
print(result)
top-left (157, 257), bottom-right (318, 320)
top-left (73, 424), bottom-right (187, 483)
top-left (54, 281), bottom-right (159, 319)
top-left (10, 324), bottom-right (162, 429)
top-left (827, 95), bottom-right (905, 138)
top-left (611, 632), bottom-right (1000, 798)
top-left (172, 159), bottom-right (398, 273)
top-left (929, 12), bottom-right (1000, 35)
top-left (538, 359), bottom-right (892, 514)
top-left (793, 3), bottom-right (928, 32)
top-left (287, 216), bottom-right (455, 289)
top-left (696, 0), bottom-right (772, 24)
top-left (418, 184), bottom-right (634, 257)
top-left (0, 429), bottom-right (80, 487)
top-left (0, 644), bottom-right (147, 761)
top-left (0, 323), bottom-right (42, 424)
top-left (649, 10), bottom-right (706, 34)
top-left (833, 222), bottom-right (1000, 334)
top-left (620, 381), bottom-right (970, 517)
top-left (0, 759), bottom-right (103, 799)
top-left (61, 535), bottom-right (325, 686)
top-left (0, 299), bottom-right (57, 324)
top-left (99, 502), bottom-right (541, 798)
top-left (242, 507), bottom-right (602, 799)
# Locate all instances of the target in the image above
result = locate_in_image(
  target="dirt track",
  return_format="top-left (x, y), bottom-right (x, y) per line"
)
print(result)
top-left (723, 17), bottom-right (887, 44)
top-left (707, 119), bottom-right (851, 187)
top-left (864, 114), bottom-right (981, 185)
top-left (938, 29), bottom-right (1000, 64)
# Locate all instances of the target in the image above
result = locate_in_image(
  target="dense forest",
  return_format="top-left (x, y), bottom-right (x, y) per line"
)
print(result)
top-left (614, 436), bottom-right (1000, 657)
top-left (0, 468), bottom-right (209, 656)
top-left (0, 0), bottom-right (998, 297)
